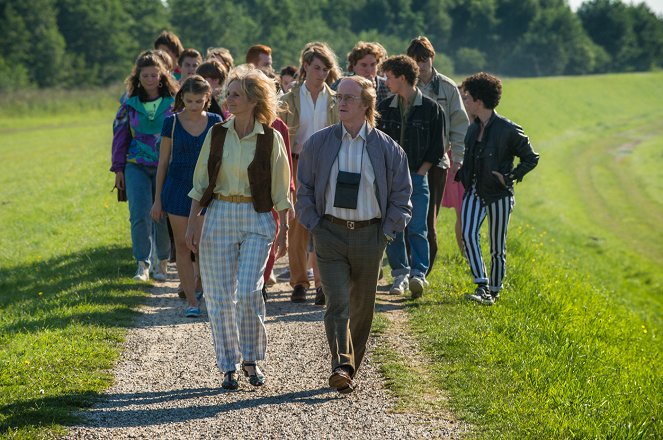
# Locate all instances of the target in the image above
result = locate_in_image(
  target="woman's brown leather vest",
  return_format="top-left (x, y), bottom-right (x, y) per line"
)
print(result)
top-left (199, 123), bottom-right (274, 213)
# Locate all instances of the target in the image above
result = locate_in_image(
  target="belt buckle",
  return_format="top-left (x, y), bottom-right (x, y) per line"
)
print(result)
top-left (346, 220), bottom-right (355, 230)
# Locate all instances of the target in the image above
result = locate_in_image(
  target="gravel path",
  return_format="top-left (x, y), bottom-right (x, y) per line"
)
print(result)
top-left (64, 261), bottom-right (462, 439)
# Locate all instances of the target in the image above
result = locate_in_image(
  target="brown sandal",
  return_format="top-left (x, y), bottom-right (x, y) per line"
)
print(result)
top-left (241, 362), bottom-right (266, 386)
top-left (222, 371), bottom-right (239, 390)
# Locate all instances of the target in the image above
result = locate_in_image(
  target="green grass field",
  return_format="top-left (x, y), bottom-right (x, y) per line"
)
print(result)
top-left (0, 74), bottom-right (661, 438)
top-left (398, 72), bottom-right (662, 438)
top-left (0, 87), bottom-right (147, 439)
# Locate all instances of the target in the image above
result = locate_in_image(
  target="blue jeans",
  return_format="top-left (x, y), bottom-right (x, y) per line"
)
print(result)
top-left (124, 162), bottom-right (170, 264)
top-left (387, 171), bottom-right (430, 278)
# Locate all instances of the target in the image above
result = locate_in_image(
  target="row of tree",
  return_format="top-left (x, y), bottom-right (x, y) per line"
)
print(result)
top-left (1, 0), bottom-right (662, 90)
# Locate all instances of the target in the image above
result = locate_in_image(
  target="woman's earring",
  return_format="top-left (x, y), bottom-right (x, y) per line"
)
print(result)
top-left (158, 81), bottom-right (163, 88)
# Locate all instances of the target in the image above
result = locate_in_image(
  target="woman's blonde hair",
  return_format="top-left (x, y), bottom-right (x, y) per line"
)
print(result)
top-left (338, 76), bottom-right (379, 127)
top-left (224, 64), bottom-right (281, 125)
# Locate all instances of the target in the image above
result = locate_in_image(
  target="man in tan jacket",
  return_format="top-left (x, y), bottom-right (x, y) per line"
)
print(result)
top-left (407, 36), bottom-right (470, 273)
top-left (279, 42), bottom-right (340, 304)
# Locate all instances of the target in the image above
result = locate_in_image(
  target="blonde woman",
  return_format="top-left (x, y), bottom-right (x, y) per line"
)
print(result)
top-left (186, 66), bottom-right (292, 390)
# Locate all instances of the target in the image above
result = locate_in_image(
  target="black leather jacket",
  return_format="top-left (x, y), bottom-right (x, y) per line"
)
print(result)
top-left (456, 111), bottom-right (539, 204)
top-left (376, 91), bottom-right (445, 171)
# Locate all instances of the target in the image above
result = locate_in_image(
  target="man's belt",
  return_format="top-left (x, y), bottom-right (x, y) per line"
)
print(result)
top-left (323, 215), bottom-right (380, 230)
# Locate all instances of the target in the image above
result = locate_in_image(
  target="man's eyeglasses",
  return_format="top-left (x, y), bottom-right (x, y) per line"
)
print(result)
top-left (335, 94), bottom-right (360, 103)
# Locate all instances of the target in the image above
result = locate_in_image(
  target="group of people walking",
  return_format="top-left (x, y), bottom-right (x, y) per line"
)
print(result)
top-left (111, 31), bottom-right (539, 393)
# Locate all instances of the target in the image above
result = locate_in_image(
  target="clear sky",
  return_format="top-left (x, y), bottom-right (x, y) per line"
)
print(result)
top-left (567, 0), bottom-right (663, 15)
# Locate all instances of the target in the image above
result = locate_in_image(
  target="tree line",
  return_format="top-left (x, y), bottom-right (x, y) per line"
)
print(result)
top-left (1, 0), bottom-right (661, 90)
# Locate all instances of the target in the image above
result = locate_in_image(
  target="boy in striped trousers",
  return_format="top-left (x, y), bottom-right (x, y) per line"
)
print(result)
top-left (455, 73), bottom-right (539, 305)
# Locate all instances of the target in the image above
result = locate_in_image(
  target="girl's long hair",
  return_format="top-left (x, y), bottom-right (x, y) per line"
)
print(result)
top-left (173, 75), bottom-right (212, 112)
top-left (125, 50), bottom-right (179, 101)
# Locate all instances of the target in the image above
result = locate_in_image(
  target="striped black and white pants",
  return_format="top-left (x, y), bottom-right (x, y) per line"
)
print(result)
top-left (461, 186), bottom-right (515, 293)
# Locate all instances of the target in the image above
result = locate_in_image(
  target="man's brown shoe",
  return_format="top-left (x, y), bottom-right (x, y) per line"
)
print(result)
top-left (290, 284), bottom-right (307, 303)
top-left (314, 287), bottom-right (325, 305)
top-left (329, 367), bottom-right (355, 394)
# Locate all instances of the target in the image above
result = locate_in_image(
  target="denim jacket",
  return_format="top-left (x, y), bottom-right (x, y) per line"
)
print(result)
top-left (376, 90), bottom-right (445, 172)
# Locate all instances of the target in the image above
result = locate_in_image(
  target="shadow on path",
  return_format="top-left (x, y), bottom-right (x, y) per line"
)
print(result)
top-left (73, 387), bottom-right (335, 429)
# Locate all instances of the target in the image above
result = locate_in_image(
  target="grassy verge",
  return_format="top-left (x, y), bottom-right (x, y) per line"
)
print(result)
top-left (371, 313), bottom-right (425, 412)
top-left (0, 88), bottom-right (149, 438)
top-left (372, 312), bottom-right (452, 417)
top-left (399, 72), bottom-right (662, 438)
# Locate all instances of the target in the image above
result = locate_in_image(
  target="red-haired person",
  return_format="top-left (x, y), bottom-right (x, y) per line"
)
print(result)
top-left (245, 44), bottom-right (273, 71)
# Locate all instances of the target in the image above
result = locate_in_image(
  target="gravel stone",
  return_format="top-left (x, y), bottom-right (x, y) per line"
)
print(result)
top-left (63, 261), bottom-right (462, 439)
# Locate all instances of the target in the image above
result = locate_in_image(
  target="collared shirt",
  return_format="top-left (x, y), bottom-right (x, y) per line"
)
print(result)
top-left (296, 83), bottom-right (329, 153)
top-left (397, 90), bottom-right (421, 147)
top-left (188, 118), bottom-right (293, 212)
top-left (324, 122), bottom-right (381, 221)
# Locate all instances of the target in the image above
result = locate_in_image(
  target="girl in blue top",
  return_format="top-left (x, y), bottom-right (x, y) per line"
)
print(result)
top-left (151, 76), bottom-right (223, 317)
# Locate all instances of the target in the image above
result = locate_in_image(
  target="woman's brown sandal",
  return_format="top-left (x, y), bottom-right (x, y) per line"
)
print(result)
top-left (241, 362), bottom-right (266, 386)
top-left (222, 370), bottom-right (239, 390)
